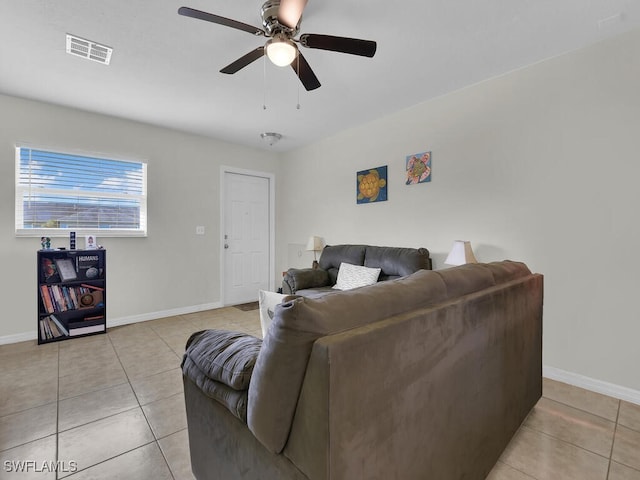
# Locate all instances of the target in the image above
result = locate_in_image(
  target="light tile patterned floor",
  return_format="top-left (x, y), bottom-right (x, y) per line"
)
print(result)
top-left (1, 306), bottom-right (639, 479)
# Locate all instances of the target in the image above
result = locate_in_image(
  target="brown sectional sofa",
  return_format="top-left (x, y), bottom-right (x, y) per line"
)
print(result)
top-left (182, 261), bottom-right (543, 479)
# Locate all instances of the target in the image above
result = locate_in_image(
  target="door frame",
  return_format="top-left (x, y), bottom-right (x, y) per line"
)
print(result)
top-left (219, 166), bottom-right (276, 305)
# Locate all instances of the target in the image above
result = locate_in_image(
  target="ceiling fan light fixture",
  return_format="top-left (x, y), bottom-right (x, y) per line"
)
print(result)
top-left (266, 36), bottom-right (297, 66)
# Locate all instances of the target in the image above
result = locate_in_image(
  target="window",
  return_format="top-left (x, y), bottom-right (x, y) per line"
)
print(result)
top-left (15, 147), bottom-right (147, 237)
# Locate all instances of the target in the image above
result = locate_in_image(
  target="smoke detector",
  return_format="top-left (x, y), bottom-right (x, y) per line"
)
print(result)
top-left (66, 34), bottom-right (113, 65)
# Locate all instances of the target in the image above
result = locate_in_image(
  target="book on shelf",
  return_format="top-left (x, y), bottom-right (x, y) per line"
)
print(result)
top-left (43, 318), bottom-right (54, 339)
top-left (39, 315), bottom-right (68, 340)
top-left (54, 258), bottom-right (77, 281)
top-left (41, 257), bottom-right (59, 283)
top-left (69, 323), bottom-right (105, 336)
top-left (39, 285), bottom-right (99, 313)
top-left (70, 325), bottom-right (105, 336)
top-left (50, 314), bottom-right (69, 336)
top-left (39, 312), bottom-right (103, 340)
top-left (76, 253), bottom-right (102, 280)
top-left (48, 318), bottom-right (58, 337)
top-left (39, 318), bottom-right (46, 340)
top-left (40, 285), bottom-right (55, 314)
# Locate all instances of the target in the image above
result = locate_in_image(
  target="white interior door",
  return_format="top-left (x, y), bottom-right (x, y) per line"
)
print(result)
top-left (223, 171), bottom-right (271, 305)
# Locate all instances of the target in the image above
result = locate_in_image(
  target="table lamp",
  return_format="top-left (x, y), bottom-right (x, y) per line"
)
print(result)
top-left (306, 236), bottom-right (325, 269)
top-left (444, 240), bottom-right (478, 266)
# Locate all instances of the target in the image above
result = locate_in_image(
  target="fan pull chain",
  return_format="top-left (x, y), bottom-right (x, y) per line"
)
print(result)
top-left (263, 54), bottom-right (267, 110)
top-left (296, 54), bottom-right (301, 110)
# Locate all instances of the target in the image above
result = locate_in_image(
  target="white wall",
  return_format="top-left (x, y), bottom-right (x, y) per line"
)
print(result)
top-left (278, 28), bottom-right (640, 393)
top-left (0, 94), bottom-right (279, 341)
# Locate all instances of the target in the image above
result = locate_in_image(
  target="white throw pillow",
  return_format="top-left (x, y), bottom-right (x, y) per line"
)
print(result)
top-left (332, 262), bottom-right (381, 291)
top-left (258, 290), bottom-right (287, 337)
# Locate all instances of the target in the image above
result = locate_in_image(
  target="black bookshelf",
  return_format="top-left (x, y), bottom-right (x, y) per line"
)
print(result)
top-left (37, 249), bottom-right (106, 344)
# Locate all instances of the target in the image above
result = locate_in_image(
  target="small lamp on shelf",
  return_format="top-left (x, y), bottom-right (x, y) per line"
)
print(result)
top-left (306, 236), bottom-right (325, 269)
top-left (444, 240), bottom-right (478, 266)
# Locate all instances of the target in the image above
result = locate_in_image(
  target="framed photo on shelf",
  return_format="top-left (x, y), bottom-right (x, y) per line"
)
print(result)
top-left (54, 258), bottom-right (77, 282)
top-left (85, 235), bottom-right (97, 249)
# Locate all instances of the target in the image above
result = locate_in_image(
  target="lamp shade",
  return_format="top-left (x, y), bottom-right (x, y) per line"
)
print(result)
top-left (306, 236), bottom-right (325, 252)
top-left (444, 240), bottom-right (478, 266)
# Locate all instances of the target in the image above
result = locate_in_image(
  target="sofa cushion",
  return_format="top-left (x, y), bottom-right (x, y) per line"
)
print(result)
top-left (435, 263), bottom-right (496, 298)
top-left (333, 262), bottom-right (381, 290)
top-left (283, 268), bottom-right (331, 294)
top-left (182, 329), bottom-right (262, 390)
top-left (433, 261), bottom-right (531, 299)
top-left (483, 260), bottom-right (531, 284)
top-left (247, 269), bottom-right (449, 453)
top-left (292, 286), bottom-right (335, 298)
top-left (364, 246), bottom-right (432, 280)
top-left (182, 330), bottom-right (263, 422)
top-left (182, 355), bottom-right (250, 422)
top-left (318, 245), bottom-right (367, 284)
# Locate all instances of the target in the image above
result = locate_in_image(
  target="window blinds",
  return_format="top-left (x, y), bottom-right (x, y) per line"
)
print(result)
top-left (16, 147), bottom-right (147, 236)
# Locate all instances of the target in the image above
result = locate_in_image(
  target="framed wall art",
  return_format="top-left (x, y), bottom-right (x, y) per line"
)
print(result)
top-left (357, 165), bottom-right (387, 204)
top-left (406, 151), bottom-right (432, 185)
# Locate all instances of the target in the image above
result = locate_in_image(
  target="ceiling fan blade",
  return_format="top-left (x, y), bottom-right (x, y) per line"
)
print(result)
top-left (220, 47), bottom-right (265, 74)
top-left (178, 7), bottom-right (264, 36)
top-left (299, 34), bottom-right (377, 57)
top-left (277, 0), bottom-right (308, 29)
top-left (291, 51), bottom-right (321, 91)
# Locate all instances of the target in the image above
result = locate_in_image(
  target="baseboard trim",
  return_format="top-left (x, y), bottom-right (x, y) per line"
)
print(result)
top-left (0, 331), bottom-right (36, 345)
top-left (544, 365), bottom-right (640, 405)
top-left (107, 302), bottom-right (223, 328)
top-left (0, 302), bottom-right (223, 346)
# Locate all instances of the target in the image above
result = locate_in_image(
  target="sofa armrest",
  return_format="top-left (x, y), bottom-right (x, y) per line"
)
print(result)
top-left (282, 268), bottom-right (331, 294)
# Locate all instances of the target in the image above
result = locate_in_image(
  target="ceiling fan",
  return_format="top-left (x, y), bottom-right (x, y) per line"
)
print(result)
top-left (178, 0), bottom-right (377, 91)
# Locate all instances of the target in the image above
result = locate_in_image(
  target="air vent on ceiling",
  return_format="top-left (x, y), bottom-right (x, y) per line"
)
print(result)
top-left (66, 34), bottom-right (113, 65)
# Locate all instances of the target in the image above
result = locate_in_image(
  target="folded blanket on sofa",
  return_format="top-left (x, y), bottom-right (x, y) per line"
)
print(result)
top-left (181, 329), bottom-right (262, 422)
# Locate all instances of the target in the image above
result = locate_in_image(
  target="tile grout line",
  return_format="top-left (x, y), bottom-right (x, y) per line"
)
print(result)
top-left (498, 457), bottom-right (540, 480)
top-left (542, 392), bottom-right (621, 425)
top-left (61, 441), bottom-right (160, 479)
top-left (143, 314), bottom-right (207, 480)
top-left (56, 338), bottom-right (127, 478)
top-left (106, 329), bottom-right (178, 480)
top-left (605, 400), bottom-right (622, 480)
top-left (523, 398), bottom-right (617, 461)
top-left (145, 321), bottom-right (189, 480)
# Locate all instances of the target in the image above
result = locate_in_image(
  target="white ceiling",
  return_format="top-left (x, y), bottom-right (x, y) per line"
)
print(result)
top-left (1, 0), bottom-right (639, 152)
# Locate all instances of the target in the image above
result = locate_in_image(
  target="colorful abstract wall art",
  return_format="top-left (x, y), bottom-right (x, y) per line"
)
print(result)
top-left (406, 151), bottom-right (432, 185)
top-left (357, 165), bottom-right (387, 204)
